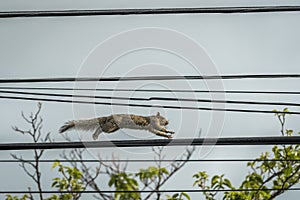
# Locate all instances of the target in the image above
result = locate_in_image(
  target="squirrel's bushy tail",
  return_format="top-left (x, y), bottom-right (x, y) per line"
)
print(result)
top-left (59, 121), bottom-right (75, 133)
top-left (59, 119), bottom-right (100, 133)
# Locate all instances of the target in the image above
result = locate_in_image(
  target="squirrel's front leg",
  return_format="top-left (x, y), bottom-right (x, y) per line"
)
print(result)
top-left (160, 127), bottom-right (175, 134)
top-left (149, 128), bottom-right (173, 139)
top-left (152, 121), bottom-right (175, 134)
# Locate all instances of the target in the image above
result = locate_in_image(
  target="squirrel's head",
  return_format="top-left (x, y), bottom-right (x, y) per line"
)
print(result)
top-left (156, 112), bottom-right (169, 126)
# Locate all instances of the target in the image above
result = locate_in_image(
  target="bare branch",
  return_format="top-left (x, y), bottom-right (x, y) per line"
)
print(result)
top-left (36, 125), bottom-right (42, 142)
top-left (43, 132), bottom-right (52, 142)
top-left (31, 103), bottom-right (42, 124)
top-left (12, 126), bottom-right (31, 135)
top-left (20, 162), bottom-right (38, 183)
top-left (21, 111), bottom-right (31, 124)
top-left (10, 103), bottom-right (50, 200)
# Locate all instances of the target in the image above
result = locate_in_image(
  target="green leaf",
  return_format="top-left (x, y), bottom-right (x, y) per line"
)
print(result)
top-left (272, 109), bottom-right (278, 115)
top-left (161, 167), bottom-right (170, 175)
top-left (108, 176), bottom-right (115, 187)
top-left (51, 161), bottom-right (60, 169)
top-left (51, 181), bottom-right (58, 188)
top-left (173, 193), bottom-right (179, 198)
top-left (211, 175), bottom-right (220, 187)
top-left (181, 192), bottom-right (191, 200)
top-left (223, 178), bottom-right (234, 189)
top-left (286, 129), bottom-right (294, 136)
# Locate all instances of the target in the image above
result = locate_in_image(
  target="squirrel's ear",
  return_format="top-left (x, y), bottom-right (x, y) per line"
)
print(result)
top-left (156, 112), bottom-right (160, 116)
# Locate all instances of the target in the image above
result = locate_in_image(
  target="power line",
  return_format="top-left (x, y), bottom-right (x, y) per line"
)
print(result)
top-left (0, 74), bottom-right (300, 83)
top-left (1, 159), bottom-right (299, 163)
top-left (0, 6), bottom-right (300, 18)
top-left (1, 137), bottom-right (300, 151)
top-left (2, 187), bottom-right (300, 194)
top-left (1, 90), bottom-right (300, 107)
top-left (1, 86), bottom-right (300, 95)
top-left (1, 95), bottom-right (300, 115)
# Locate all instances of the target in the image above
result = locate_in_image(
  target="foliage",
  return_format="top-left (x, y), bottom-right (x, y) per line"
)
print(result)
top-left (108, 165), bottom-right (185, 200)
top-left (62, 145), bottom-right (194, 200)
top-left (109, 172), bottom-right (140, 200)
top-left (46, 161), bottom-right (84, 200)
top-left (193, 108), bottom-right (300, 200)
top-left (136, 166), bottom-right (170, 188)
top-left (5, 195), bottom-right (30, 200)
top-left (193, 172), bottom-right (233, 200)
top-left (165, 192), bottom-right (190, 200)
top-left (5, 161), bottom-right (85, 200)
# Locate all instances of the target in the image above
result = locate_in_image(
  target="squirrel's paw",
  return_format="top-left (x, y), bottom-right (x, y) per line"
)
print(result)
top-left (92, 133), bottom-right (99, 140)
top-left (166, 134), bottom-right (173, 139)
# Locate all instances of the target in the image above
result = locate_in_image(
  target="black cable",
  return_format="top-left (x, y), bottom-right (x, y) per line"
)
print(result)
top-left (0, 159), bottom-right (299, 163)
top-left (1, 86), bottom-right (300, 95)
top-left (0, 6), bottom-right (300, 19)
top-left (2, 187), bottom-right (300, 194)
top-left (0, 74), bottom-right (300, 83)
top-left (0, 137), bottom-right (300, 151)
top-left (1, 90), bottom-right (300, 108)
top-left (1, 95), bottom-right (300, 115)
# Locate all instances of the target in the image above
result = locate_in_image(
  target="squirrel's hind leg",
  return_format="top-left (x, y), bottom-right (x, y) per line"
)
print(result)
top-left (92, 127), bottom-right (103, 140)
top-left (101, 121), bottom-right (119, 133)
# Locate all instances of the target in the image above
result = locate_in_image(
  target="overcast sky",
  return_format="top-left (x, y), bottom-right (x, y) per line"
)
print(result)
top-left (0, 1), bottom-right (300, 199)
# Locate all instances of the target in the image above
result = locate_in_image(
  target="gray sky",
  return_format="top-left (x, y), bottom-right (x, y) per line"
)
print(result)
top-left (0, 1), bottom-right (300, 199)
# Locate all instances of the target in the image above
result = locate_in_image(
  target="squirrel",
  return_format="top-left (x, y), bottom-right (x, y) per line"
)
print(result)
top-left (59, 112), bottom-right (174, 140)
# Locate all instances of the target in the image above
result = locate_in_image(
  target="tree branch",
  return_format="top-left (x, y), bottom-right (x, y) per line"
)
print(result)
top-left (144, 146), bottom-right (195, 200)
top-left (269, 164), bottom-right (300, 199)
top-left (11, 103), bottom-right (49, 200)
